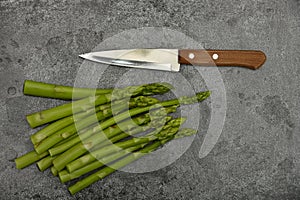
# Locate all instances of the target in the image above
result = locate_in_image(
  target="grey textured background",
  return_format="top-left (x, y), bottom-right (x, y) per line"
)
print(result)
top-left (0, 0), bottom-right (300, 199)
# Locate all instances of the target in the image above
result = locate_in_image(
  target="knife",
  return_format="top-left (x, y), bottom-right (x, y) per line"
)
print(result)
top-left (79, 49), bottom-right (266, 71)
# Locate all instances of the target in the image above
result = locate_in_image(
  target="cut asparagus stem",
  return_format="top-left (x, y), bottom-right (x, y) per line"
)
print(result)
top-left (66, 117), bottom-right (185, 173)
top-left (68, 128), bottom-right (197, 194)
top-left (26, 95), bottom-right (110, 128)
top-left (15, 151), bottom-right (49, 169)
top-left (34, 111), bottom-right (105, 154)
top-left (15, 128), bottom-right (86, 170)
top-left (30, 106), bottom-right (103, 145)
top-left (26, 82), bottom-right (172, 128)
top-left (23, 80), bottom-right (113, 100)
top-left (51, 166), bottom-right (58, 176)
top-left (36, 155), bottom-right (57, 171)
top-left (36, 129), bottom-right (92, 171)
top-left (52, 106), bottom-right (177, 171)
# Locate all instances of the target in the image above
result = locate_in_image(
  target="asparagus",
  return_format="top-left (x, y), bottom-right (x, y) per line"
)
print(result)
top-left (52, 106), bottom-right (177, 171)
top-left (34, 111), bottom-right (105, 154)
top-left (26, 82), bottom-right (172, 128)
top-left (15, 151), bottom-right (49, 169)
top-left (30, 106), bottom-right (102, 145)
top-left (51, 166), bottom-right (58, 176)
top-left (31, 96), bottom-right (159, 145)
top-left (48, 110), bottom-right (169, 156)
top-left (68, 128), bottom-right (197, 194)
top-left (38, 117), bottom-right (149, 171)
top-left (57, 121), bottom-right (163, 177)
top-left (52, 122), bottom-right (149, 170)
top-left (105, 91), bottom-right (210, 131)
top-left (59, 144), bottom-right (145, 183)
top-left (34, 96), bottom-right (160, 154)
top-left (98, 95), bottom-right (159, 113)
top-left (16, 91), bottom-right (209, 170)
top-left (36, 132), bottom-right (89, 171)
top-left (35, 90), bottom-right (209, 155)
top-left (37, 131), bottom-right (82, 171)
top-left (26, 95), bottom-right (107, 128)
top-left (15, 131), bottom-right (83, 170)
top-left (16, 81), bottom-right (211, 195)
top-left (23, 80), bottom-right (113, 100)
top-left (66, 117), bottom-right (185, 173)
top-left (36, 155), bottom-right (57, 171)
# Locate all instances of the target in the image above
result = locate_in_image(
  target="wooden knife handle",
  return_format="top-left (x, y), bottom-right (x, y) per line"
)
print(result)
top-left (178, 49), bottom-right (266, 70)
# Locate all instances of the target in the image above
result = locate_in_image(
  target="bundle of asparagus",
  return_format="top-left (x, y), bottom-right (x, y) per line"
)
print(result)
top-left (15, 80), bottom-right (210, 195)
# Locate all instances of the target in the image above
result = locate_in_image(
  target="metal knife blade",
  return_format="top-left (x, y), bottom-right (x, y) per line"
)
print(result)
top-left (79, 49), bottom-right (180, 71)
top-left (79, 49), bottom-right (266, 71)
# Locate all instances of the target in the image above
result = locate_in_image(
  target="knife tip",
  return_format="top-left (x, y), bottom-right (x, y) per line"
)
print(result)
top-left (78, 53), bottom-right (87, 59)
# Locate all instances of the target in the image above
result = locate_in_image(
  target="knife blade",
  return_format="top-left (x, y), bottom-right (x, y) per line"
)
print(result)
top-left (79, 49), bottom-right (266, 71)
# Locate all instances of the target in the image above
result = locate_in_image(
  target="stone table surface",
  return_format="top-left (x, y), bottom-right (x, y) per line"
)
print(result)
top-left (0, 0), bottom-right (299, 199)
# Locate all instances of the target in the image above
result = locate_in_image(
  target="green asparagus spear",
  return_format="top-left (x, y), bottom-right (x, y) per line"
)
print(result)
top-left (52, 106), bottom-right (177, 171)
top-left (48, 110), bottom-right (166, 156)
top-left (58, 117), bottom-right (171, 178)
top-left (31, 96), bottom-right (159, 145)
top-left (59, 144), bottom-right (145, 183)
top-left (30, 106), bottom-right (102, 145)
top-left (26, 82), bottom-right (172, 128)
top-left (23, 80), bottom-right (113, 100)
top-left (16, 91), bottom-right (209, 170)
top-left (34, 96), bottom-right (160, 154)
top-left (68, 128), bottom-right (197, 194)
top-left (66, 117), bottom-right (185, 173)
top-left (36, 155), bottom-right (57, 171)
top-left (37, 131), bottom-right (84, 171)
top-left (15, 151), bottom-right (49, 169)
top-left (41, 91), bottom-right (209, 155)
top-left (39, 125), bottom-right (150, 172)
top-left (51, 166), bottom-right (59, 176)
top-left (34, 110), bottom-right (106, 154)
top-left (15, 128), bottom-right (88, 170)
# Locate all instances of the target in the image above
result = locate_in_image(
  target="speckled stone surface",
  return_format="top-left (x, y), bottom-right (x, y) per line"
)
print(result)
top-left (0, 0), bottom-right (299, 199)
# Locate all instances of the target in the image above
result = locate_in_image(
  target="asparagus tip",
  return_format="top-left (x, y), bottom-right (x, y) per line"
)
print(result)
top-left (196, 91), bottom-right (211, 101)
top-left (175, 128), bottom-right (198, 139)
top-left (158, 82), bottom-right (174, 90)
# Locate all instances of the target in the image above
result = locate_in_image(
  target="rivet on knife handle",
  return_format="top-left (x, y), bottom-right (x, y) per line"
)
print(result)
top-left (178, 50), bottom-right (266, 70)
